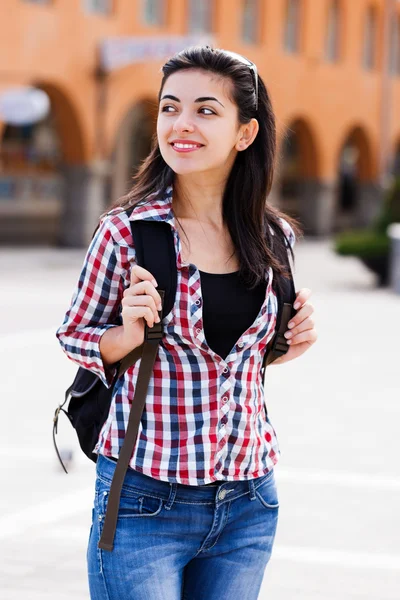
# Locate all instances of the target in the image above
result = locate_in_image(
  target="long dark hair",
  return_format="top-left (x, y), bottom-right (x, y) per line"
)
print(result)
top-left (107, 45), bottom-right (302, 290)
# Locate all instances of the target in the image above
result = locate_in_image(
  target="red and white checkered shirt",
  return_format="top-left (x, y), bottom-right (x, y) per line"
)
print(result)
top-left (56, 185), bottom-right (295, 485)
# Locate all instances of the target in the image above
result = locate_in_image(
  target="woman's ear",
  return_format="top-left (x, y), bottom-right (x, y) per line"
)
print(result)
top-left (235, 118), bottom-right (259, 151)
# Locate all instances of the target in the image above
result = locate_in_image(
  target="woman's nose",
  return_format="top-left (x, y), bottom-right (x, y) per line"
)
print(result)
top-left (173, 113), bottom-right (195, 134)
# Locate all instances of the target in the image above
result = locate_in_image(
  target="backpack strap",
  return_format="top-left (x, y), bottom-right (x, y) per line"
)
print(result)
top-left (98, 297), bottom-right (164, 551)
top-left (117, 219), bottom-right (177, 375)
top-left (261, 228), bottom-right (297, 377)
top-left (98, 219), bottom-right (177, 552)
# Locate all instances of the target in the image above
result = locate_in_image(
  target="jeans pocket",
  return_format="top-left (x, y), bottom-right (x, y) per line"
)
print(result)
top-left (97, 476), bottom-right (164, 519)
top-left (254, 470), bottom-right (279, 509)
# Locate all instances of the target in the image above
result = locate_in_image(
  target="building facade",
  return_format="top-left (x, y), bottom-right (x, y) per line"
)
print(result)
top-left (0, 0), bottom-right (400, 245)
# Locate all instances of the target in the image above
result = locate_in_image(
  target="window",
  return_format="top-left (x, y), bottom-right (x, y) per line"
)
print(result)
top-left (142, 0), bottom-right (165, 26)
top-left (242, 0), bottom-right (260, 44)
top-left (362, 6), bottom-right (377, 70)
top-left (83, 0), bottom-right (112, 14)
top-left (284, 0), bottom-right (301, 54)
top-left (389, 13), bottom-right (400, 75)
top-left (325, 0), bottom-right (340, 62)
top-left (188, 0), bottom-right (213, 33)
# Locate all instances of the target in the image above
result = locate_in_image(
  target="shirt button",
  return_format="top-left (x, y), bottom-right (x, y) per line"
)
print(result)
top-left (223, 367), bottom-right (229, 374)
top-left (196, 328), bottom-right (201, 335)
top-left (238, 341), bottom-right (244, 348)
top-left (222, 396), bottom-right (229, 403)
top-left (195, 299), bottom-right (201, 306)
top-left (218, 489), bottom-right (227, 500)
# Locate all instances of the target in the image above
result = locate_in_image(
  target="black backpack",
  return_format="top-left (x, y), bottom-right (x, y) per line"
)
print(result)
top-left (53, 212), bottom-right (296, 552)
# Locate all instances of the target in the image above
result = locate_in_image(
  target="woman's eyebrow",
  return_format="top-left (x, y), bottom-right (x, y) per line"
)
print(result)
top-left (160, 94), bottom-right (225, 108)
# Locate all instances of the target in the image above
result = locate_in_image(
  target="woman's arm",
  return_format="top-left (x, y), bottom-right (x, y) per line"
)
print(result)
top-left (56, 216), bottom-right (134, 387)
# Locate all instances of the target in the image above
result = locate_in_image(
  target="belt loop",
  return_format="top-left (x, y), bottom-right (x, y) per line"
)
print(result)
top-left (248, 479), bottom-right (256, 501)
top-left (164, 482), bottom-right (177, 510)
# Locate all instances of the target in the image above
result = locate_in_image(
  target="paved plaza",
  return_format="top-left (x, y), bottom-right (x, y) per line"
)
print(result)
top-left (0, 237), bottom-right (399, 599)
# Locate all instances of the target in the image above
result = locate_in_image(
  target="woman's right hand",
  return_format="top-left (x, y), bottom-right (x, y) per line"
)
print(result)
top-left (120, 264), bottom-right (163, 347)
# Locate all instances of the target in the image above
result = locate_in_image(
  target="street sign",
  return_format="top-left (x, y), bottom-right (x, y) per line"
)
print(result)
top-left (100, 35), bottom-right (213, 72)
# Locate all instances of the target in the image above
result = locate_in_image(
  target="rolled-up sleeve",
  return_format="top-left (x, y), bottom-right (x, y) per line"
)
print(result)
top-left (56, 217), bottom-right (125, 388)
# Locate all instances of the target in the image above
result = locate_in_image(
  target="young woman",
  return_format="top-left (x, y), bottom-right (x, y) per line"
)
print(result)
top-left (57, 46), bottom-right (317, 600)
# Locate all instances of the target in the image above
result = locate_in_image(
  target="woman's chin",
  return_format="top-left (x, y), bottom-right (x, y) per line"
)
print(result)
top-left (170, 163), bottom-right (207, 176)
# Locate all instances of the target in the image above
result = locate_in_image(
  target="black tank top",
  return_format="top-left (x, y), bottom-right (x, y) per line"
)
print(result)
top-left (199, 270), bottom-right (267, 360)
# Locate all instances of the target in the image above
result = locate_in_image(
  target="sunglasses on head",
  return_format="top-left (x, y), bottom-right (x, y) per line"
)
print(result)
top-left (220, 49), bottom-right (259, 112)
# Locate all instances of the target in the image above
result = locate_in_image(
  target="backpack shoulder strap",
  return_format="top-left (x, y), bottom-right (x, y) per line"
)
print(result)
top-left (129, 218), bottom-right (177, 319)
top-left (262, 227), bottom-right (297, 373)
top-left (98, 217), bottom-right (177, 552)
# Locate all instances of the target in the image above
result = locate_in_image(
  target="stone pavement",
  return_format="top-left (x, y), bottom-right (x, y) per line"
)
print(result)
top-left (0, 239), bottom-right (399, 600)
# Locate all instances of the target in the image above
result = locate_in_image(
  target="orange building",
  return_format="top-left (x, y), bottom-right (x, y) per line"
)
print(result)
top-left (0, 0), bottom-right (399, 245)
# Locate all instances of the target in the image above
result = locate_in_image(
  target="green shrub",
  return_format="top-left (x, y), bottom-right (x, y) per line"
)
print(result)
top-left (334, 175), bottom-right (400, 259)
top-left (335, 230), bottom-right (390, 258)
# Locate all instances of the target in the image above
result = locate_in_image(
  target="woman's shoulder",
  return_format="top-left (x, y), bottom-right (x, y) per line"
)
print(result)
top-left (268, 216), bottom-right (296, 251)
top-left (277, 216), bottom-right (296, 250)
top-left (97, 206), bottom-right (134, 248)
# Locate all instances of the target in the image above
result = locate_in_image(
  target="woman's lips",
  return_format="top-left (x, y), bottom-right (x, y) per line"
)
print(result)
top-left (170, 142), bottom-right (204, 153)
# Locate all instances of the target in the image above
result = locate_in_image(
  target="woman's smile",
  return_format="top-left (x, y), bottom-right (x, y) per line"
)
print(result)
top-left (170, 140), bottom-right (205, 153)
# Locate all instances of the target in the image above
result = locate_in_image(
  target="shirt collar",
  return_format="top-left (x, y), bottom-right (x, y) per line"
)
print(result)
top-left (128, 185), bottom-right (177, 230)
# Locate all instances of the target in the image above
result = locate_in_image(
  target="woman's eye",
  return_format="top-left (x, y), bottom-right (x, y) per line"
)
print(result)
top-left (160, 105), bottom-right (215, 115)
top-left (199, 107), bottom-right (215, 116)
top-left (161, 105), bottom-right (176, 113)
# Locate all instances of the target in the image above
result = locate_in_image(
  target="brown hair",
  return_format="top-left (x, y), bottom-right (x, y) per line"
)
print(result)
top-left (105, 45), bottom-right (302, 290)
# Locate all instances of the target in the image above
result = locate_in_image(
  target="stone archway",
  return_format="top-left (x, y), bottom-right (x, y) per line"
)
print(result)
top-left (111, 99), bottom-right (157, 203)
top-left (335, 125), bottom-right (378, 230)
top-left (0, 82), bottom-right (87, 245)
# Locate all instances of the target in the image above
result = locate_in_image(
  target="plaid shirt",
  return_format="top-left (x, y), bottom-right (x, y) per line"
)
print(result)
top-left (56, 186), bottom-right (295, 485)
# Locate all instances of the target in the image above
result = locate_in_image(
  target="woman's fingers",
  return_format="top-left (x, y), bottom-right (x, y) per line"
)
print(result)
top-left (293, 288), bottom-right (312, 310)
top-left (130, 264), bottom-right (158, 288)
top-left (284, 316), bottom-right (314, 340)
top-left (286, 327), bottom-right (318, 346)
top-left (123, 305), bottom-right (157, 329)
top-left (124, 280), bottom-right (162, 308)
top-left (286, 288), bottom-right (317, 347)
top-left (125, 264), bottom-right (163, 323)
top-left (288, 302), bottom-right (314, 330)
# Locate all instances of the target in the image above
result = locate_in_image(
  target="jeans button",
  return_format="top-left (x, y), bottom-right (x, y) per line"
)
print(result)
top-left (218, 489), bottom-right (227, 500)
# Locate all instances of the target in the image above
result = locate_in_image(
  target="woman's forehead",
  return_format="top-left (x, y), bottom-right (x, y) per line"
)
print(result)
top-left (162, 69), bottom-right (233, 101)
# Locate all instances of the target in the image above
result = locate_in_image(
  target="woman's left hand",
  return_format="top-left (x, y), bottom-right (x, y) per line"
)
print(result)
top-left (272, 288), bottom-right (317, 366)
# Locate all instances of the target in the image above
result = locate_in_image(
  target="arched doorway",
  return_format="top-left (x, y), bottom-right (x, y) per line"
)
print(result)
top-left (278, 118), bottom-right (322, 234)
top-left (335, 126), bottom-right (376, 231)
top-left (112, 99), bottom-right (157, 202)
top-left (0, 82), bottom-right (86, 245)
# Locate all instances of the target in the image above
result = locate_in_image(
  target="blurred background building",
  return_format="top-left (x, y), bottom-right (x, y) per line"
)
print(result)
top-left (0, 0), bottom-right (399, 246)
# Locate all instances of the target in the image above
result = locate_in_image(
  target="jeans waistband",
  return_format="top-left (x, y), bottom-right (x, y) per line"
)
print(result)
top-left (96, 454), bottom-right (274, 506)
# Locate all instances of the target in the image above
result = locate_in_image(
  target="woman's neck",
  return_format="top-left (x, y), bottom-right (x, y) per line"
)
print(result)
top-left (173, 175), bottom-right (225, 227)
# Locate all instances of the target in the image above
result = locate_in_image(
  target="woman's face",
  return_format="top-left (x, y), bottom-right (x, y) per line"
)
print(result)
top-left (157, 69), bottom-right (255, 177)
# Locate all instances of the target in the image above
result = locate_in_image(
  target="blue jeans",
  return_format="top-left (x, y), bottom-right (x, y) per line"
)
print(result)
top-left (87, 454), bottom-right (279, 600)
